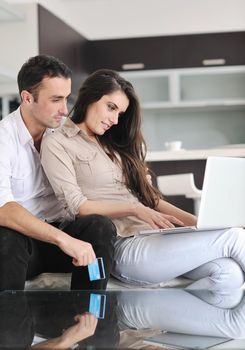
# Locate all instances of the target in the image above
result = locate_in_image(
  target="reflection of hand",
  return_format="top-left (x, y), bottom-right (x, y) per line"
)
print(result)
top-left (60, 312), bottom-right (98, 347)
top-left (58, 234), bottom-right (96, 266)
top-left (32, 312), bottom-right (98, 349)
top-left (133, 203), bottom-right (184, 229)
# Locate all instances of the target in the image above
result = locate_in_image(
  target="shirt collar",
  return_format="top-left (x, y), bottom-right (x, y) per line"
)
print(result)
top-left (16, 107), bottom-right (33, 146)
top-left (16, 107), bottom-right (53, 146)
top-left (61, 117), bottom-right (83, 138)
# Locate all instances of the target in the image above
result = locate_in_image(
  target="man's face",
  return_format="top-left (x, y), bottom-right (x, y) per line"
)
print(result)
top-left (30, 76), bottom-right (71, 129)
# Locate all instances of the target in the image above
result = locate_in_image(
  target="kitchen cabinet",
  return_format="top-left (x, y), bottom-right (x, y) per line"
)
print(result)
top-left (87, 36), bottom-right (173, 72)
top-left (173, 31), bottom-right (245, 68)
top-left (89, 31), bottom-right (245, 72)
top-left (38, 5), bottom-right (89, 97)
top-left (121, 65), bottom-right (245, 110)
top-left (148, 159), bottom-right (206, 214)
top-left (121, 65), bottom-right (245, 151)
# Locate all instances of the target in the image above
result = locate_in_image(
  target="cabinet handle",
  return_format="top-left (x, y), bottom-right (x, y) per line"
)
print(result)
top-left (202, 58), bottom-right (226, 66)
top-left (121, 63), bottom-right (145, 70)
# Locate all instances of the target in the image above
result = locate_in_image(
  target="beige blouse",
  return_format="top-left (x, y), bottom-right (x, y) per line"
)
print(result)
top-left (41, 118), bottom-right (152, 237)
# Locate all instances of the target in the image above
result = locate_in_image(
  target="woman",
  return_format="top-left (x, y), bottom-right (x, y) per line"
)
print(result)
top-left (41, 69), bottom-right (245, 289)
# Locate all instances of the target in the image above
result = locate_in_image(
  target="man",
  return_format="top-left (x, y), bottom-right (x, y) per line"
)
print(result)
top-left (0, 55), bottom-right (116, 290)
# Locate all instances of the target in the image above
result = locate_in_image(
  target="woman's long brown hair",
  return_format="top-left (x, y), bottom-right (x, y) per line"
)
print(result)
top-left (70, 69), bottom-right (162, 208)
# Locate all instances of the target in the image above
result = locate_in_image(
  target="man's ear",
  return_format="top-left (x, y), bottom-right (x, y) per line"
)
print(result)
top-left (21, 90), bottom-right (33, 104)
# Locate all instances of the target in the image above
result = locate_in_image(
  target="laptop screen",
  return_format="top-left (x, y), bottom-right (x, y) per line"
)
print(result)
top-left (197, 156), bottom-right (245, 229)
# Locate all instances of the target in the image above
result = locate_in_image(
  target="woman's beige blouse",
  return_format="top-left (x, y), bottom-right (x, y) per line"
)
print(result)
top-left (41, 118), bottom-right (151, 237)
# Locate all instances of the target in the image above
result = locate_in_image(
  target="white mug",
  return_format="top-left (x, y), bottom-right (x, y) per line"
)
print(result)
top-left (164, 141), bottom-right (182, 151)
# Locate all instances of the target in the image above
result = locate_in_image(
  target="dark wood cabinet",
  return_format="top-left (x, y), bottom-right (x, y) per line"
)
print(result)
top-left (87, 36), bottom-right (173, 72)
top-left (148, 159), bottom-right (207, 214)
top-left (37, 5), bottom-right (245, 83)
top-left (87, 31), bottom-right (245, 72)
top-left (148, 159), bottom-right (206, 190)
top-left (173, 31), bottom-right (245, 68)
top-left (38, 5), bottom-right (89, 97)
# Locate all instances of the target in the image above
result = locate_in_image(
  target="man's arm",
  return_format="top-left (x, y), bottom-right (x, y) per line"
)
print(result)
top-left (0, 201), bottom-right (96, 266)
top-left (31, 312), bottom-right (98, 349)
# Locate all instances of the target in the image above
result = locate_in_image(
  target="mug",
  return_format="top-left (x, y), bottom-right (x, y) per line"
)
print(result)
top-left (164, 141), bottom-right (182, 151)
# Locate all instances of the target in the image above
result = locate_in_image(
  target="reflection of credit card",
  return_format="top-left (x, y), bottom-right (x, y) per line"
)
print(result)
top-left (88, 257), bottom-right (105, 281)
top-left (89, 293), bottom-right (106, 319)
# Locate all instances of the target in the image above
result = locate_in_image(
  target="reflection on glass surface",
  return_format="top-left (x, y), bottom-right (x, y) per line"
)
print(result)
top-left (0, 289), bottom-right (245, 349)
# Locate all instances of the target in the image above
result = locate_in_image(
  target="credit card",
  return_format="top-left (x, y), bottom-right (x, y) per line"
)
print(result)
top-left (88, 257), bottom-right (105, 281)
top-left (89, 293), bottom-right (106, 319)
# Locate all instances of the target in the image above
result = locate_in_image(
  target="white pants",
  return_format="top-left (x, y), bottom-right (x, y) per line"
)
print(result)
top-left (112, 227), bottom-right (245, 289)
top-left (117, 289), bottom-right (245, 339)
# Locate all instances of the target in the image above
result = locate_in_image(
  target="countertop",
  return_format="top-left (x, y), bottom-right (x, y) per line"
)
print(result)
top-left (146, 146), bottom-right (245, 162)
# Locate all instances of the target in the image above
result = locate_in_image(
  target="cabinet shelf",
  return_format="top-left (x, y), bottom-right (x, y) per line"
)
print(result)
top-left (121, 65), bottom-right (245, 151)
top-left (122, 65), bottom-right (245, 112)
top-left (142, 99), bottom-right (245, 112)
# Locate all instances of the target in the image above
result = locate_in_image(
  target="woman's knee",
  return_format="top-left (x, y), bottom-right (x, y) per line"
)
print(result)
top-left (211, 258), bottom-right (244, 288)
top-left (226, 227), bottom-right (245, 243)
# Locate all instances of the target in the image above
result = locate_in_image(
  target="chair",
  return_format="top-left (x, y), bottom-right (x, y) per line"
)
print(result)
top-left (157, 173), bottom-right (202, 215)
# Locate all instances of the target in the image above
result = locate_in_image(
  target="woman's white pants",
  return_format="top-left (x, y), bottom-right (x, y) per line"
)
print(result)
top-left (112, 227), bottom-right (245, 289)
top-left (117, 289), bottom-right (245, 339)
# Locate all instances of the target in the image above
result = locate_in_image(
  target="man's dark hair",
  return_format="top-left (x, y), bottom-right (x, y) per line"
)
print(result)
top-left (17, 55), bottom-right (72, 101)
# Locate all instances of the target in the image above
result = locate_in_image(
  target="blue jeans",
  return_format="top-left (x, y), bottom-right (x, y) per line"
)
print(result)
top-left (0, 214), bottom-right (116, 290)
top-left (112, 227), bottom-right (245, 289)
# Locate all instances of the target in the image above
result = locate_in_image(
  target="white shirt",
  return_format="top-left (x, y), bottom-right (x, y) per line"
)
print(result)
top-left (0, 107), bottom-right (70, 223)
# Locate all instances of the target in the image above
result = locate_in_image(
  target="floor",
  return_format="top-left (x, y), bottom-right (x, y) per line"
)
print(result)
top-left (1, 288), bottom-right (245, 349)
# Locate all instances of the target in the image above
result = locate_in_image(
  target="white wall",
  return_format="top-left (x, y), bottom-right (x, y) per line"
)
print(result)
top-left (0, 3), bottom-right (38, 95)
top-left (38, 0), bottom-right (245, 40)
top-left (1, 0), bottom-right (245, 92)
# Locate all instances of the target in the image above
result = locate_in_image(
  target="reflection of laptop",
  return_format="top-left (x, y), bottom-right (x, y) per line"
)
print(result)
top-left (140, 156), bottom-right (245, 235)
top-left (143, 332), bottom-right (231, 349)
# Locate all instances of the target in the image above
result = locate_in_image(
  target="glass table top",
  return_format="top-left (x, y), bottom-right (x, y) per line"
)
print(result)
top-left (1, 288), bottom-right (245, 349)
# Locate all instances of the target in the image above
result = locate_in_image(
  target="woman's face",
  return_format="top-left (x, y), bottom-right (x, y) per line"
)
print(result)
top-left (80, 90), bottom-right (129, 136)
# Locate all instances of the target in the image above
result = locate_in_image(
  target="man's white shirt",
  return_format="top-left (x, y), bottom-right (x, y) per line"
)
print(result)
top-left (0, 108), bottom-right (70, 223)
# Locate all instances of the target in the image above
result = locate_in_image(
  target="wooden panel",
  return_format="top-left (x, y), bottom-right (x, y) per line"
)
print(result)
top-left (38, 5), bottom-right (90, 97)
top-left (87, 31), bottom-right (245, 72)
top-left (147, 159), bottom-right (207, 214)
top-left (87, 36), bottom-right (173, 72)
top-left (173, 31), bottom-right (245, 68)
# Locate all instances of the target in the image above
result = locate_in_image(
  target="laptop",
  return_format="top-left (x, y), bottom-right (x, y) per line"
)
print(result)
top-left (143, 332), bottom-right (231, 349)
top-left (140, 156), bottom-right (245, 235)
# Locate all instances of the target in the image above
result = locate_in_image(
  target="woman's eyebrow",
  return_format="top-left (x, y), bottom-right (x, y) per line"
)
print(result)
top-left (108, 100), bottom-right (127, 113)
top-left (108, 101), bottom-right (118, 109)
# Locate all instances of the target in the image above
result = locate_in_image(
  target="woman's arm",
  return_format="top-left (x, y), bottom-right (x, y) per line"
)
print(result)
top-left (78, 199), bottom-right (185, 229)
top-left (156, 199), bottom-right (197, 226)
